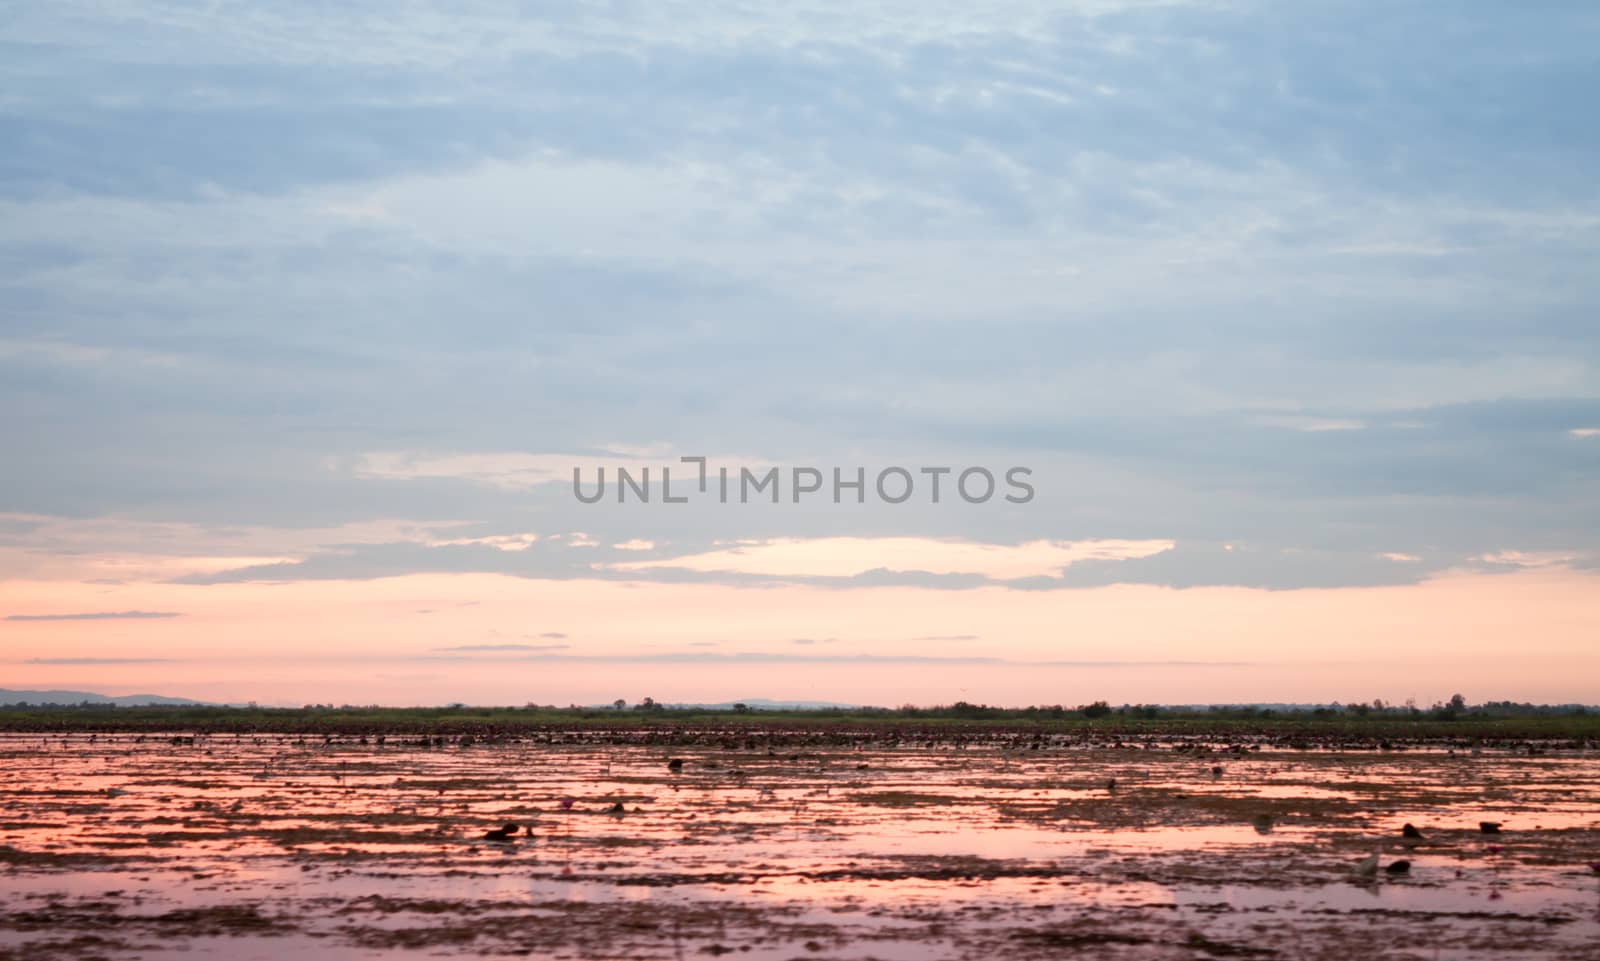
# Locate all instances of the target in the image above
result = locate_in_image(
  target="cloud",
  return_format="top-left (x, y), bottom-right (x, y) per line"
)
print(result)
top-left (608, 537), bottom-right (1173, 580)
top-left (426, 533), bottom-right (540, 552)
top-left (155, 525), bottom-right (1598, 593)
top-left (0, 0), bottom-right (1596, 600)
top-left (1051, 542), bottom-right (1450, 591)
top-left (5, 611), bottom-right (183, 622)
top-left (431, 643), bottom-right (571, 653)
top-left (23, 657), bottom-right (174, 664)
top-left (407, 651), bottom-right (1255, 667)
top-left (1472, 550), bottom-right (1584, 570)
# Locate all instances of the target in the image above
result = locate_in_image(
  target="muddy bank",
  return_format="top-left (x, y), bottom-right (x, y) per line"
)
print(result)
top-left (1, 734), bottom-right (1596, 959)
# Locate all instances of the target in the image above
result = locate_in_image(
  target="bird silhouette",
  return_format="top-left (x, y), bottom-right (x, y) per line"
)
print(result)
top-left (1385, 859), bottom-right (1411, 875)
top-left (482, 823), bottom-right (520, 841)
top-left (667, 758), bottom-right (684, 772)
top-left (1479, 821), bottom-right (1502, 834)
top-left (1352, 851), bottom-right (1380, 879)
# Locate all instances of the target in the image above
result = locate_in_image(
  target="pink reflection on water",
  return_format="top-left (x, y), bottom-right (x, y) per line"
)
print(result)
top-left (1, 733), bottom-right (1596, 959)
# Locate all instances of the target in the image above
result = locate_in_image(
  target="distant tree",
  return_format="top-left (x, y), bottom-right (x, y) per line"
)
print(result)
top-left (1449, 693), bottom-right (1467, 711)
top-left (948, 701), bottom-right (994, 719)
top-left (1081, 700), bottom-right (1112, 719)
top-left (637, 696), bottom-right (657, 710)
top-left (613, 699), bottom-right (627, 710)
top-left (733, 703), bottom-right (750, 713)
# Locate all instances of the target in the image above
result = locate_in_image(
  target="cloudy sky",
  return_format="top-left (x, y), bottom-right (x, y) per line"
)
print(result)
top-left (3, 1), bottom-right (1597, 707)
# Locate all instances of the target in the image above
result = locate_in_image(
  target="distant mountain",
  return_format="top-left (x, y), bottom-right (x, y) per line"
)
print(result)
top-left (0, 688), bottom-right (208, 707)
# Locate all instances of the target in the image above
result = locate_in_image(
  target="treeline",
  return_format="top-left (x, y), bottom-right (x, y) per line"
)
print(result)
top-left (1, 696), bottom-right (1591, 721)
top-left (2, 700), bottom-right (1597, 740)
top-left (888, 696), bottom-right (1592, 722)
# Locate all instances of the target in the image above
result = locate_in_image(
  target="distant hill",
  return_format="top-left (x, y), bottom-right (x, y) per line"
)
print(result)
top-left (0, 689), bottom-right (208, 707)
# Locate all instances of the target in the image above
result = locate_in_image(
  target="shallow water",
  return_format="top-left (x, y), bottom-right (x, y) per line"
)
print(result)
top-left (1, 733), bottom-right (1596, 959)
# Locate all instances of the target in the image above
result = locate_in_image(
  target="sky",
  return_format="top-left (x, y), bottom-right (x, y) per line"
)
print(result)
top-left (2, 1), bottom-right (1598, 707)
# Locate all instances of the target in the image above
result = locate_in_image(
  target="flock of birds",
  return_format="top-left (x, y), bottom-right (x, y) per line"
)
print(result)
top-left (462, 757), bottom-right (1595, 888)
top-left (479, 796), bottom-right (635, 842)
top-left (77, 739), bottom-right (1600, 884)
top-left (465, 755), bottom-right (792, 844)
top-left (1350, 820), bottom-right (1521, 881)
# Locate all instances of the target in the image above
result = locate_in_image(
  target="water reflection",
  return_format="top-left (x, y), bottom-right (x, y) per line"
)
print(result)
top-left (0, 733), bottom-right (1595, 959)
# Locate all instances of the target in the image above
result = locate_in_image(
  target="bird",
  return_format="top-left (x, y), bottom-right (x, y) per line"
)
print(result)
top-left (105, 787), bottom-right (129, 798)
top-left (1401, 823), bottom-right (1427, 846)
top-left (606, 801), bottom-right (626, 818)
top-left (1251, 814), bottom-right (1275, 835)
top-left (1479, 821), bottom-right (1502, 834)
top-left (667, 758), bottom-right (684, 773)
top-left (1588, 862), bottom-right (1600, 876)
top-left (1385, 859), bottom-right (1411, 875)
top-left (558, 797), bottom-right (575, 811)
top-left (1210, 765), bottom-right (1224, 779)
top-left (1352, 851), bottom-right (1380, 879)
top-left (1105, 778), bottom-right (1117, 792)
top-left (482, 823), bottom-right (520, 841)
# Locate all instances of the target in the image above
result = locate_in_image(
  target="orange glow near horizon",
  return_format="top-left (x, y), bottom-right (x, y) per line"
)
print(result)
top-left (3, 563), bottom-right (1597, 708)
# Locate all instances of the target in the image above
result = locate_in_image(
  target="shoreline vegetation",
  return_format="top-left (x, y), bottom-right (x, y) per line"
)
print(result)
top-left (0, 699), bottom-right (1596, 739)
